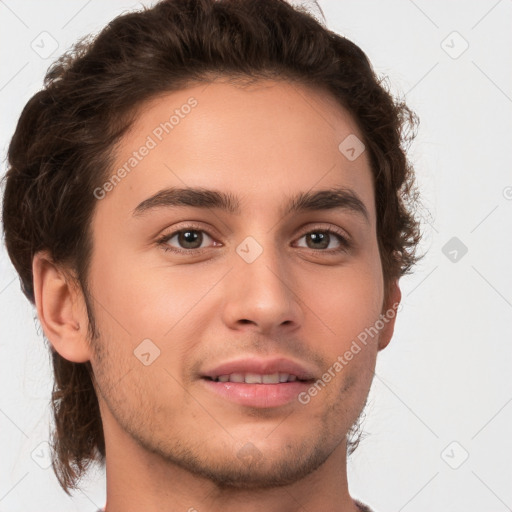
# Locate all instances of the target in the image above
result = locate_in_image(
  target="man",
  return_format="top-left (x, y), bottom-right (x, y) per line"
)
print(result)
top-left (1, 0), bottom-right (420, 510)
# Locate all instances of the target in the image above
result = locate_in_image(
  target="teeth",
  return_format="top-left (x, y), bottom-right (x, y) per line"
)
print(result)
top-left (262, 373), bottom-right (280, 384)
top-left (214, 373), bottom-right (299, 383)
top-left (245, 372), bottom-right (262, 384)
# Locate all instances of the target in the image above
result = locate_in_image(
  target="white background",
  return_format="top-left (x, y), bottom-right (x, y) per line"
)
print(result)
top-left (1, 1), bottom-right (511, 511)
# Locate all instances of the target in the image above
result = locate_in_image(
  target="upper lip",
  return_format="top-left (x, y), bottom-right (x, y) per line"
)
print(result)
top-left (201, 357), bottom-right (316, 381)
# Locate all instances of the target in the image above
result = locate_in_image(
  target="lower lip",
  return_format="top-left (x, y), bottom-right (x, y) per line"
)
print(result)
top-left (201, 379), bottom-right (311, 408)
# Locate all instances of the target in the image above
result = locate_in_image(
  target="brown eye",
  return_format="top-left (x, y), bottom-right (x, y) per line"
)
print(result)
top-left (157, 226), bottom-right (217, 254)
top-left (174, 230), bottom-right (204, 249)
top-left (295, 229), bottom-right (350, 252)
top-left (304, 231), bottom-right (330, 249)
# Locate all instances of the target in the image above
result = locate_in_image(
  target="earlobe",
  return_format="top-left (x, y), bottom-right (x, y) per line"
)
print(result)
top-left (377, 280), bottom-right (401, 351)
top-left (32, 250), bottom-right (92, 363)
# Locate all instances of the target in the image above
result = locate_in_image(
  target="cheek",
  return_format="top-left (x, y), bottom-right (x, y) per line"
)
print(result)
top-left (135, 265), bottom-right (230, 338)
top-left (304, 261), bottom-right (384, 350)
top-left (91, 249), bottom-right (215, 338)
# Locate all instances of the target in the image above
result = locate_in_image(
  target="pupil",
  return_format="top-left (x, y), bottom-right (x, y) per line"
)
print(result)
top-left (180, 230), bottom-right (201, 248)
top-left (309, 232), bottom-right (328, 249)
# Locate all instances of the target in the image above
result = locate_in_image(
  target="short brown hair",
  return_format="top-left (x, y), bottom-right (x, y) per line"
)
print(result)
top-left (1, 0), bottom-right (421, 494)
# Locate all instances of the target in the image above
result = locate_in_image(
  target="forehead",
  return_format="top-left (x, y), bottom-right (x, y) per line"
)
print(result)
top-left (94, 78), bottom-right (375, 224)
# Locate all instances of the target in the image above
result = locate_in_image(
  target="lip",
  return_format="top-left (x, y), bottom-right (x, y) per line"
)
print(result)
top-left (201, 379), bottom-right (311, 408)
top-left (200, 357), bottom-right (316, 408)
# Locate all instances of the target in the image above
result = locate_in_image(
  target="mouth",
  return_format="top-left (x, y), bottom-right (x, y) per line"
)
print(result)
top-left (204, 372), bottom-right (309, 384)
top-left (200, 357), bottom-right (316, 408)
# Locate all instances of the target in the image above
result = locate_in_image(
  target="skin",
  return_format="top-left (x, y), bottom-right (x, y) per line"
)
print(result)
top-left (33, 78), bottom-right (400, 512)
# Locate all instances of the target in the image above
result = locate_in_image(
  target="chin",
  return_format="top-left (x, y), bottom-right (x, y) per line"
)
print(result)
top-left (158, 437), bottom-right (334, 490)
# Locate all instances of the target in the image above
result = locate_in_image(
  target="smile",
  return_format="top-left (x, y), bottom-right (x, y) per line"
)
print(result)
top-left (206, 372), bottom-right (305, 384)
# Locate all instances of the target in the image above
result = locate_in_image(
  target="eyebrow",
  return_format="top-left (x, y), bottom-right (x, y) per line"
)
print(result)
top-left (132, 186), bottom-right (369, 223)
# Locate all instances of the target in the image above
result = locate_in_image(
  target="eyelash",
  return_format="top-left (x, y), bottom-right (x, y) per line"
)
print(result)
top-left (156, 223), bottom-right (352, 256)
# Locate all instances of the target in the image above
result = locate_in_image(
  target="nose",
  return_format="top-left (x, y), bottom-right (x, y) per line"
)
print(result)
top-left (220, 237), bottom-right (303, 336)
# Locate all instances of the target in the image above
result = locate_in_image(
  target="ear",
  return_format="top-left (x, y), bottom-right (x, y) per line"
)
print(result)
top-left (377, 280), bottom-right (401, 351)
top-left (32, 250), bottom-right (92, 363)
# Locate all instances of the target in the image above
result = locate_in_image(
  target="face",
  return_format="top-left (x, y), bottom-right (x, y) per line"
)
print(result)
top-left (83, 79), bottom-right (397, 488)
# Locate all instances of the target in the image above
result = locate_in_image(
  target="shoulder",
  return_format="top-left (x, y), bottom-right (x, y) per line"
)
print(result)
top-left (354, 498), bottom-right (375, 512)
